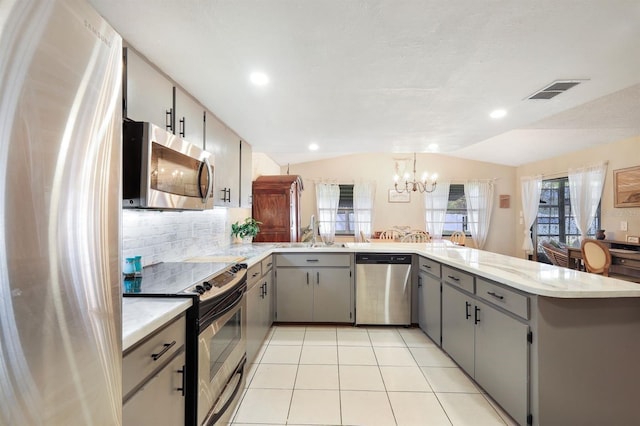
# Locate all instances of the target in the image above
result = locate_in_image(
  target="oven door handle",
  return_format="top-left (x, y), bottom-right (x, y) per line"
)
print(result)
top-left (199, 286), bottom-right (245, 330)
top-left (208, 357), bottom-right (246, 425)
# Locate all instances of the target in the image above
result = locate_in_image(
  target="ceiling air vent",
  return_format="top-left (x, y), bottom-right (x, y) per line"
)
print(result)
top-left (527, 80), bottom-right (583, 100)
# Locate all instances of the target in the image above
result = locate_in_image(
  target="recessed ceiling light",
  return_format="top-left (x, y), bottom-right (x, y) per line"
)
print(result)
top-left (249, 72), bottom-right (269, 86)
top-left (308, 143), bottom-right (319, 151)
top-left (428, 143), bottom-right (439, 151)
top-left (490, 109), bottom-right (507, 119)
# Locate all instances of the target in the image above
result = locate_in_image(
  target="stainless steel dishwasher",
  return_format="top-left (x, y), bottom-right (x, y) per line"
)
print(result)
top-left (355, 253), bottom-right (412, 325)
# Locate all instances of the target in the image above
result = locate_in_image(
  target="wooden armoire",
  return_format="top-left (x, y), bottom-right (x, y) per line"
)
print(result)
top-left (252, 175), bottom-right (304, 242)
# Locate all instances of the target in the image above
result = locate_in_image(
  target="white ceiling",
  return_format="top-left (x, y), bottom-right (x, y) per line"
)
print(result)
top-left (90, 0), bottom-right (640, 167)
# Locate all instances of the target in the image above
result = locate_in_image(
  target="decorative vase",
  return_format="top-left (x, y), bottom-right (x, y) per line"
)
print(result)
top-left (232, 236), bottom-right (243, 244)
top-left (242, 236), bottom-right (253, 244)
top-left (596, 229), bottom-right (606, 240)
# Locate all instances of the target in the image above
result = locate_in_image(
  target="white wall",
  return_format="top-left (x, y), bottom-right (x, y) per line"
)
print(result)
top-left (252, 152), bottom-right (281, 180)
top-left (283, 152), bottom-right (517, 256)
top-left (515, 136), bottom-right (640, 258)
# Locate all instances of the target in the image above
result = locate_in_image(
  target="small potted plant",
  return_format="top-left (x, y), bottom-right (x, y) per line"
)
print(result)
top-left (231, 217), bottom-right (262, 244)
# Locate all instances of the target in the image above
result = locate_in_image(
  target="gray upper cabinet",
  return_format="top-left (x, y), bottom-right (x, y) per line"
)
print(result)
top-left (205, 113), bottom-right (240, 207)
top-left (240, 140), bottom-right (253, 207)
top-left (124, 47), bottom-right (173, 129)
top-left (174, 86), bottom-right (205, 149)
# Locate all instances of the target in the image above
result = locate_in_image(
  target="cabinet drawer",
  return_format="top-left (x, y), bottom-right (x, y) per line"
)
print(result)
top-left (123, 314), bottom-right (185, 399)
top-left (419, 257), bottom-right (441, 278)
top-left (276, 253), bottom-right (351, 268)
top-left (261, 255), bottom-right (273, 273)
top-left (247, 262), bottom-right (263, 288)
top-left (476, 278), bottom-right (529, 320)
top-left (442, 266), bottom-right (474, 293)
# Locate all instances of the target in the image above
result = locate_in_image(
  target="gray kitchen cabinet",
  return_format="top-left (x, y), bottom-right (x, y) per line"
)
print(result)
top-left (123, 349), bottom-right (185, 426)
top-left (474, 298), bottom-right (529, 426)
top-left (417, 256), bottom-right (441, 345)
top-left (442, 283), bottom-right (476, 375)
top-left (204, 112), bottom-right (241, 207)
top-left (174, 86), bottom-right (205, 149)
top-left (441, 272), bottom-right (530, 426)
top-left (275, 253), bottom-right (353, 323)
top-left (239, 140), bottom-right (253, 207)
top-left (246, 257), bottom-right (274, 364)
top-left (123, 313), bottom-right (186, 426)
top-left (124, 47), bottom-right (174, 129)
top-left (275, 268), bottom-right (314, 322)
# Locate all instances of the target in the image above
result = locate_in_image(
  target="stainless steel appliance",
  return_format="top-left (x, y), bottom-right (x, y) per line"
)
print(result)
top-left (123, 261), bottom-right (248, 425)
top-left (355, 253), bottom-right (412, 325)
top-left (123, 121), bottom-right (214, 210)
top-left (0, 0), bottom-right (122, 424)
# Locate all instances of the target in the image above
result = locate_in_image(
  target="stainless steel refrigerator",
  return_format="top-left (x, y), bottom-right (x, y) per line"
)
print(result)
top-left (0, 0), bottom-right (122, 424)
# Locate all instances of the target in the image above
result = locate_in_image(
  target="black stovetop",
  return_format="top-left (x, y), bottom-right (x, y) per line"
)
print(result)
top-left (122, 261), bottom-right (230, 296)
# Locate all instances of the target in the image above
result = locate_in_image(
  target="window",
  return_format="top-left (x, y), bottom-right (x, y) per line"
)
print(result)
top-left (442, 184), bottom-right (472, 236)
top-left (335, 184), bottom-right (354, 235)
top-left (535, 177), bottom-right (600, 260)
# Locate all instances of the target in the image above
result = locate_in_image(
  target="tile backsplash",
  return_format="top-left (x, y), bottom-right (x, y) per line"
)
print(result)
top-left (122, 207), bottom-right (249, 266)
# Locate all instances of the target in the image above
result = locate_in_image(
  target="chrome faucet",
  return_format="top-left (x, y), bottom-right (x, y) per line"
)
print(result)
top-left (310, 214), bottom-right (317, 245)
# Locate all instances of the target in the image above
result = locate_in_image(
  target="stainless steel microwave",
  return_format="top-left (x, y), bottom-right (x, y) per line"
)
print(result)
top-left (122, 121), bottom-right (214, 210)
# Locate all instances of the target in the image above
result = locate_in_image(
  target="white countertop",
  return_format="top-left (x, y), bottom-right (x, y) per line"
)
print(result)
top-left (266, 241), bottom-right (640, 298)
top-left (121, 241), bottom-right (640, 350)
top-left (122, 297), bottom-right (192, 351)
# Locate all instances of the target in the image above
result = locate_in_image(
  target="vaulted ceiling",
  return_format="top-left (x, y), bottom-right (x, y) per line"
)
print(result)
top-left (91, 0), bottom-right (640, 166)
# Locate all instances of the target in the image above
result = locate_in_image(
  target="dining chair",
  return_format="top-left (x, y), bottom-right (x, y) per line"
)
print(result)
top-left (359, 230), bottom-right (370, 243)
top-left (379, 229), bottom-right (401, 240)
top-left (400, 231), bottom-right (432, 243)
top-left (581, 239), bottom-right (612, 276)
top-left (449, 231), bottom-right (466, 246)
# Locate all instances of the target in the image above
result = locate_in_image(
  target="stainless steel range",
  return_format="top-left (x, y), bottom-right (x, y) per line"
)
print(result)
top-left (123, 261), bottom-right (248, 425)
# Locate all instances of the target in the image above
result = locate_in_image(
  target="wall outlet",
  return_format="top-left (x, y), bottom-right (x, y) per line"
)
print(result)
top-left (620, 221), bottom-right (628, 231)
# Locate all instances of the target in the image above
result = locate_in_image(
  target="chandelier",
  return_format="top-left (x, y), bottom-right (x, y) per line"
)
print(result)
top-left (393, 153), bottom-right (438, 193)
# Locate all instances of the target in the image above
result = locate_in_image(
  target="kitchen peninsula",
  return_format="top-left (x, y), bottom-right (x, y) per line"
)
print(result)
top-left (124, 242), bottom-right (640, 426)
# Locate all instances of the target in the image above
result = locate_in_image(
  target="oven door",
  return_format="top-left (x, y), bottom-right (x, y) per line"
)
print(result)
top-left (197, 294), bottom-right (246, 425)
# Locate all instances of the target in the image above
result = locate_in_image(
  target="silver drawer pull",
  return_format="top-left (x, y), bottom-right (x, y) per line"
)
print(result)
top-left (151, 340), bottom-right (176, 361)
top-left (306, 259), bottom-right (319, 262)
top-left (423, 265), bottom-right (431, 269)
top-left (487, 291), bottom-right (504, 300)
top-left (447, 275), bottom-right (460, 282)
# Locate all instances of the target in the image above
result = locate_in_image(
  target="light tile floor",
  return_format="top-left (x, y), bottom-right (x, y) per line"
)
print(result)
top-left (230, 325), bottom-right (517, 426)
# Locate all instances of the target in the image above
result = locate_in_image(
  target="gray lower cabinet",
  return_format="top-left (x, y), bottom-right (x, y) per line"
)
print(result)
top-left (441, 273), bottom-right (530, 426)
top-left (474, 298), bottom-right (529, 426)
top-left (417, 256), bottom-right (442, 345)
top-left (123, 350), bottom-right (185, 425)
top-left (123, 314), bottom-right (186, 426)
top-left (275, 254), bottom-right (353, 323)
top-left (246, 257), bottom-right (273, 364)
top-left (442, 283), bottom-right (476, 375)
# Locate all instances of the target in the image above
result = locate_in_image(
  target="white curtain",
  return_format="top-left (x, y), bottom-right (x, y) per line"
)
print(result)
top-left (568, 162), bottom-right (607, 241)
top-left (464, 181), bottom-right (494, 250)
top-left (315, 182), bottom-right (340, 244)
top-left (520, 176), bottom-right (542, 254)
top-left (353, 181), bottom-right (376, 242)
top-left (424, 181), bottom-right (451, 238)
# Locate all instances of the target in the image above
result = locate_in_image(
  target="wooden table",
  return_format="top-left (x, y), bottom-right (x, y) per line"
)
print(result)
top-left (567, 240), bottom-right (640, 280)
